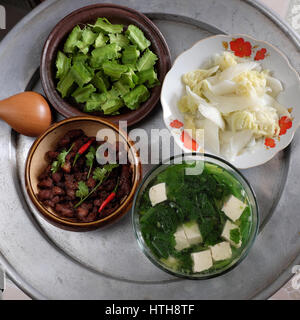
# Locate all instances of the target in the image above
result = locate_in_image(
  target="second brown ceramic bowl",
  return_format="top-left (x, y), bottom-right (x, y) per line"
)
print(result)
top-left (25, 116), bottom-right (142, 231)
top-left (40, 3), bottom-right (171, 126)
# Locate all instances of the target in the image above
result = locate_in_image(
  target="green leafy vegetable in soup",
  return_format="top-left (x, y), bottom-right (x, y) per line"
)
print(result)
top-left (55, 18), bottom-right (159, 114)
top-left (138, 161), bottom-right (252, 275)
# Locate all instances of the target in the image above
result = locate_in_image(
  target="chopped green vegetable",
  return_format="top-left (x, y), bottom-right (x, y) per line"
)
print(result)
top-left (56, 70), bottom-right (75, 98)
top-left (72, 53), bottom-right (89, 64)
top-left (136, 49), bottom-right (158, 72)
top-left (90, 43), bottom-right (121, 68)
top-left (84, 101), bottom-right (101, 113)
top-left (102, 61), bottom-right (128, 79)
top-left (120, 68), bottom-right (139, 88)
top-left (92, 71), bottom-right (110, 93)
top-left (71, 84), bottom-right (96, 103)
top-left (123, 84), bottom-right (150, 110)
top-left (63, 25), bottom-right (82, 53)
top-left (101, 98), bottom-right (123, 115)
top-left (91, 17), bottom-right (123, 34)
top-left (137, 68), bottom-right (159, 88)
top-left (95, 32), bottom-right (109, 48)
top-left (122, 45), bottom-right (140, 65)
top-left (75, 181), bottom-right (89, 200)
top-left (71, 61), bottom-right (94, 87)
top-left (56, 51), bottom-right (71, 79)
top-left (81, 28), bottom-right (97, 45)
top-left (75, 28), bottom-right (97, 54)
top-left (106, 87), bottom-right (120, 99)
top-left (84, 92), bottom-right (107, 112)
top-left (55, 17), bottom-right (160, 115)
top-left (126, 24), bottom-right (150, 51)
top-left (113, 80), bottom-right (131, 97)
top-left (109, 33), bottom-right (129, 47)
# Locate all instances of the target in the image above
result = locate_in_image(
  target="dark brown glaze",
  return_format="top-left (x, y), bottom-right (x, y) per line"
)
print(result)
top-left (40, 4), bottom-right (171, 126)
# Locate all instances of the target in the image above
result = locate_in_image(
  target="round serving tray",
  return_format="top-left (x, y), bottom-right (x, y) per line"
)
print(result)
top-left (0, 0), bottom-right (299, 300)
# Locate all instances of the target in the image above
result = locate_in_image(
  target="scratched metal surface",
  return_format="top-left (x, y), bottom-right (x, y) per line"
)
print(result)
top-left (0, 0), bottom-right (299, 299)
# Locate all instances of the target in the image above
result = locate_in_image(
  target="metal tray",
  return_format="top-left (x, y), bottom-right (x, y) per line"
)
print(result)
top-left (0, 0), bottom-right (299, 300)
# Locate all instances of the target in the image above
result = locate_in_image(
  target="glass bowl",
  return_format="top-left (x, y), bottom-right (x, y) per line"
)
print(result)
top-left (132, 153), bottom-right (259, 279)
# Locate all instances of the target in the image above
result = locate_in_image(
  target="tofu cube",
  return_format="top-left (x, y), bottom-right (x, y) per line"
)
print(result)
top-left (210, 242), bottom-right (232, 262)
top-left (191, 250), bottom-right (213, 273)
top-left (174, 226), bottom-right (190, 251)
top-left (183, 221), bottom-right (202, 245)
top-left (222, 195), bottom-right (246, 222)
top-left (149, 182), bottom-right (167, 206)
top-left (221, 220), bottom-right (242, 248)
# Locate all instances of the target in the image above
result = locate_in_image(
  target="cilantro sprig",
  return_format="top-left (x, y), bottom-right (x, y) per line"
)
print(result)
top-left (74, 163), bottom-right (119, 208)
top-left (75, 181), bottom-right (89, 200)
top-left (85, 146), bottom-right (96, 179)
top-left (51, 143), bottom-right (74, 173)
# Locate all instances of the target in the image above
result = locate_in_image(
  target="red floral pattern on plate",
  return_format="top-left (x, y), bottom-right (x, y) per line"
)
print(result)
top-left (264, 116), bottom-right (293, 149)
top-left (254, 48), bottom-right (267, 61)
top-left (230, 38), bottom-right (252, 57)
top-left (170, 119), bottom-right (184, 128)
top-left (279, 116), bottom-right (293, 136)
top-left (265, 138), bottom-right (276, 148)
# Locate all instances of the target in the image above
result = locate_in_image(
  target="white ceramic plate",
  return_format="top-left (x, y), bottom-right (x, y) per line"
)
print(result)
top-left (160, 34), bottom-right (300, 169)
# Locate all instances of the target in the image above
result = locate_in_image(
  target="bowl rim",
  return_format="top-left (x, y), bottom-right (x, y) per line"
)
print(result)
top-left (40, 3), bottom-right (171, 126)
top-left (160, 33), bottom-right (300, 169)
top-left (25, 115), bottom-right (142, 229)
top-left (132, 152), bottom-right (259, 279)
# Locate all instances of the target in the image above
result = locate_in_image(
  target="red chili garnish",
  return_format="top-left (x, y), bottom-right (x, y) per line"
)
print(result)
top-left (230, 38), bottom-right (252, 57)
top-left (265, 138), bottom-right (276, 148)
top-left (98, 178), bottom-right (119, 214)
top-left (78, 138), bottom-right (95, 154)
top-left (170, 119), bottom-right (184, 128)
top-left (180, 130), bottom-right (199, 151)
top-left (73, 138), bottom-right (95, 166)
top-left (254, 48), bottom-right (267, 61)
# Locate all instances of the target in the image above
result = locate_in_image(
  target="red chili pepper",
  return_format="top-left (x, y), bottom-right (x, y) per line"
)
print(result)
top-left (98, 179), bottom-right (119, 214)
top-left (73, 138), bottom-right (95, 166)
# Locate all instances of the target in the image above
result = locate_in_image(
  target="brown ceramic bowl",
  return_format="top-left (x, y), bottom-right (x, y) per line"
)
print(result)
top-left (40, 3), bottom-right (171, 126)
top-left (25, 116), bottom-right (142, 231)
